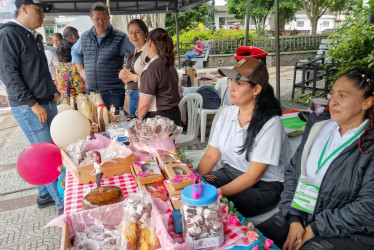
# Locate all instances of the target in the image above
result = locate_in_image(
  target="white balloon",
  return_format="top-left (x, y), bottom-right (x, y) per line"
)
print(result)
top-left (57, 104), bottom-right (72, 113)
top-left (51, 110), bottom-right (91, 149)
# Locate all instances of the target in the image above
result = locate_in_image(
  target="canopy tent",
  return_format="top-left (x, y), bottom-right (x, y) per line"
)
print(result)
top-left (39, 0), bottom-right (205, 14)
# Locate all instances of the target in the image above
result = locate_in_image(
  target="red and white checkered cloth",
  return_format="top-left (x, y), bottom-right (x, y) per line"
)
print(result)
top-left (64, 171), bottom-right (250, 249)
top-left (64, 171), bottom-right (138, 214)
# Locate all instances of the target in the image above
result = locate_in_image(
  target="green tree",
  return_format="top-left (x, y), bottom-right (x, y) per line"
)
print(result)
top-left (301, 0), bottom-right (335, 35)
top-left (227, 0), bottom-right (302, 33)
top-left (165, 3), bottom-right (210, 36)
top-left (328, 3), bottom-right (374, 79)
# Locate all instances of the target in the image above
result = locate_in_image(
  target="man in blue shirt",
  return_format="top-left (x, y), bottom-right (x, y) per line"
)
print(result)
top-left (71, 2), bottom-right (134, 111)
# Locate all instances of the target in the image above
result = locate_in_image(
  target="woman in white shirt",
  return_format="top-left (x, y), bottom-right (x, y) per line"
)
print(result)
top-left (257, 68), bottom-right (374, 250)
top-left (197, 58), bottom-right (290, 217)
top-left (119, 19), bottom-right (149, 116)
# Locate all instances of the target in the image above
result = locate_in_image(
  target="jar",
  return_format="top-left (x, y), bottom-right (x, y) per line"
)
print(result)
top-left (181, 183), bottom-right (224, 249)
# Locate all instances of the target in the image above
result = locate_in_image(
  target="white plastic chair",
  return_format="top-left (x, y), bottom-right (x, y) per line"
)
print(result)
top-left (175, 93), bottom-right (203, 149)
top-left (184, 106), bottom-right (224, 170)
top-left (200, 77), bottom-right (229, 142)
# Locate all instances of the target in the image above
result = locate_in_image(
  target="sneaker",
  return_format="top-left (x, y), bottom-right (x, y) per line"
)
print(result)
top-left (58, 207), bottom-right (64, 216)
top-left (37, 194), bottom-right (55, 208)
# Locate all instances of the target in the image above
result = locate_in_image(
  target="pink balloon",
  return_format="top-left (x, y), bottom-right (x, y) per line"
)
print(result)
top-left (17, 143), bottom-right (62, 185)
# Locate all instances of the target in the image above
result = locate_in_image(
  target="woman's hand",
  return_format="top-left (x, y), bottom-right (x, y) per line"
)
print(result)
top-left (203, 174), bottom-right (217, 183)
top-left (282, 222), bottom-right (305, 250)
top-left (294, 225), bottom-right (315, 250)
top-left (119, 68), bottom-right (130, 83)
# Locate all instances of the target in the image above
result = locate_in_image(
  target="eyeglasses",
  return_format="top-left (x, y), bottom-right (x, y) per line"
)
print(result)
top-left (228, 79), bottom-right (256, 90)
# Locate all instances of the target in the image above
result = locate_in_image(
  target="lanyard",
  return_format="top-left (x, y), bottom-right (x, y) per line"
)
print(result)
top-left (316, 123), bottom-right (368, 174)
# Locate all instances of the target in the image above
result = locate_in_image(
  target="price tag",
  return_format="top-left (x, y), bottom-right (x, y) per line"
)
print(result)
top-left (291, 176), bottom-right (319, 214)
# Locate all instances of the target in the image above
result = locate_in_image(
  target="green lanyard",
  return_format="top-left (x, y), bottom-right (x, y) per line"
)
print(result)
top-left (316, 123), bottom-right (368, 174)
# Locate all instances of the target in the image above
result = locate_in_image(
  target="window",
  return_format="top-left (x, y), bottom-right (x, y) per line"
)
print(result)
top-left (219, 17), bottom-right (225, 26)
top-left (297, 21), bottom-right (304, 27)
top-left (323, 21), bottom-right (329, 27)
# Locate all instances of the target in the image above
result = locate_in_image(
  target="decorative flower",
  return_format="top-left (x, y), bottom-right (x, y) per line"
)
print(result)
top-left (227, 215), bottom-right (240, 226)
top-left (217, 188), bottom-right (223, 199)
top-left (264, 239), bottom-right (273, 248)
top-left (247, 222), bottom-right (255, 230)
top-left (246, 230), bottom-right (259, 244)
top-left (137, 171), bottom-right (150, 177)
top-left (251, 245), bottom-right (259, 250)
top-left (172, 175), bottom-right (184, 183)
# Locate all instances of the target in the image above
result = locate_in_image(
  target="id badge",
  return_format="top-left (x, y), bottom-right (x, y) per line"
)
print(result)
top-left (291, 175), bottom-right (320, 214)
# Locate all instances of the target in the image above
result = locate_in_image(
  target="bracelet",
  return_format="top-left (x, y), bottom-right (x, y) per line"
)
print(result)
top-left (133, 74), bottom-right (137, 82)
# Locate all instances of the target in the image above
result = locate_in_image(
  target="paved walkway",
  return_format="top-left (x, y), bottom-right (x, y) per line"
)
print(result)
top-left (0, 66), bottom-right (315, 249)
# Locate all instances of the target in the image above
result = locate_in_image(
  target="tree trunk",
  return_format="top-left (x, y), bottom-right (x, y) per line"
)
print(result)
top-left (279, 9), bottom-right (286, 31)
top-left (311, 16), bottom-right (318, 35)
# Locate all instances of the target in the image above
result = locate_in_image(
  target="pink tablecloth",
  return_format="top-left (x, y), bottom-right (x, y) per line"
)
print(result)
top-left (64, 171), bottom-right (250, 248)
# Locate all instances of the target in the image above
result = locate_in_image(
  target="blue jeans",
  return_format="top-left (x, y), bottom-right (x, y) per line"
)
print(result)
top-left (11, 102), bottom-right (64, 209)
top-left (88, 89), bottom-right (125, 112)
top-left (185, 51), bottom-right (199, 61)
top-left (128, 89), bottom-right (139, 116)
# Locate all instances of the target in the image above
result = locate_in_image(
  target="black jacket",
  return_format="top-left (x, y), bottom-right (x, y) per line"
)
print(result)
top-left (0, 22), bottom-right (58, 107)
top-left (280, 111), bottom-right (374, 245)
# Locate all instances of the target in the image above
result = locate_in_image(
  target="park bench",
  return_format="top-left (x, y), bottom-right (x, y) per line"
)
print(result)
top-left (191, 42), bottom-right (211, 69)
top-left (291, 39), bottom-right (333, 99)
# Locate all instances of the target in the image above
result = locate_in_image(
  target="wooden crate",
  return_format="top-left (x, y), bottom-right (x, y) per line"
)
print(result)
top-left (61, 150), bottom-right (135, 184)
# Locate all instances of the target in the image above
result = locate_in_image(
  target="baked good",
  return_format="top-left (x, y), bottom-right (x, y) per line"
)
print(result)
top-left (82, 186), bottom-right (124, 210)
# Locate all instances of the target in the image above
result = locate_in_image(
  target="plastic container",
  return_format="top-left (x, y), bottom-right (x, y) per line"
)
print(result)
top-left (181, 182), bottom-right (224, 249)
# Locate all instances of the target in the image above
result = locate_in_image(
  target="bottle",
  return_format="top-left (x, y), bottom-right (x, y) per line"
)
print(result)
top-left (181, 183), bottom-right (224, 249)
top-left (119, 107), bottom-right (126, 122)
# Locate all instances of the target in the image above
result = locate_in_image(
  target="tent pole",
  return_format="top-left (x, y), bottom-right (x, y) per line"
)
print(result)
top-left (175, 11), bottom-right (181, 69)
top-left (244, 0), bottom-right (251, 45)
top-left (275, 0), bottom-right (280, 102)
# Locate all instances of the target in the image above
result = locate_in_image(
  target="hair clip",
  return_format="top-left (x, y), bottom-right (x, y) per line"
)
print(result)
top-left (161, 33), bottom-right (167, 38)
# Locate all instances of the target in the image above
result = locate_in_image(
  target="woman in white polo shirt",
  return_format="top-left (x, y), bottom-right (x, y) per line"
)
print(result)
top-left (197, 58), bottom-right (290, 217)
top-left (257, 68), bottom-right (374, 250)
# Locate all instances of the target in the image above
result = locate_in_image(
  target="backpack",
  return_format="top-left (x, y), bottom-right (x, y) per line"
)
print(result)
top-left (181, 73), bottom-right (191, 87)
top-left (196, 86), bottom-right (221, 109)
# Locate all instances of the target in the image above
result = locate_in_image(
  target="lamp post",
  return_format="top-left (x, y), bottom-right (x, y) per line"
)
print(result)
top-left (210, 0), bottom-right (216, 31)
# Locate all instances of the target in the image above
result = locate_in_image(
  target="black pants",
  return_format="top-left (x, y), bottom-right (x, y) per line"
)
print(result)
top-left (257, 212), bottom-right (374, 250)
top-left (96, 172), bottom-right (103, 187)
top-left (147, 106), bottom-right (182, 126)
top-left (210, 164), bottom-right (283, 217)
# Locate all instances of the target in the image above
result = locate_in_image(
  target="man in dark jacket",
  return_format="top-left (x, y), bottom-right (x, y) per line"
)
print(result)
top-left (0, 0), bottom-right (64, 215)
top-left (71, 2), bottom-right (134, 111)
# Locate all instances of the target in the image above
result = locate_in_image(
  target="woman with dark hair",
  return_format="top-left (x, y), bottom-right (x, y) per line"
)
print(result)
top-left (137, 28), bottom-right (181, 125)
top-left (119, 19), bottom-right (149, 116)
top-left (55, 39), bottom-right (86, 104)
top-left (257, 68), bottom-right (374, 250)
top-left (197, 58), bottom-right (290, 217)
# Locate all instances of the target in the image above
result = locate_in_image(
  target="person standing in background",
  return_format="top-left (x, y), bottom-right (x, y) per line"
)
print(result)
top-left (63, 26), bottom-right (79, 44)
top-left (137, 28), bottom-right (181, 125)
top-left (0, 0), bottom-right (64, 216)
top-left (52, 32), bottom-right (62, 48)
top-left (119, 19), bottom-right (149, 116)
top-left (71, 2), bottom-right (134, 111)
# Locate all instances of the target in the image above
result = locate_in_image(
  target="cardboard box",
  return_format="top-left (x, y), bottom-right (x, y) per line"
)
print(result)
top-left (61, 150), bottom-right (135, 184)
top-left (188, 69), bottom-right (197, 86)
top-left (132, 160), bottom-right (164, 185)
top-left (139, 182), bottom-right (168, 201)
top-left (164, 163), bottom-right (194, 190)
top-left (156, 150), bottom-right (181, 166)
top-left (163, 180), bottom-right (182, 196)
top-left (170, 194), bottom-right (182, 210)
